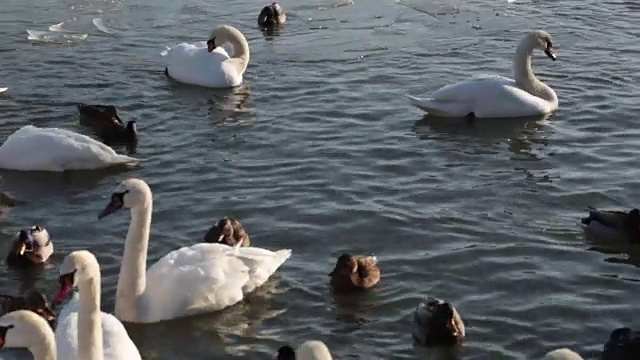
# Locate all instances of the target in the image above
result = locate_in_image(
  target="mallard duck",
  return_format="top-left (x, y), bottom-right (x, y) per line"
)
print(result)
top-left (0, 290), bottom-right (56, 328)
top-left (257, 2), bottom-right (286, 28)
top-left (581, 207), bottom-right (640, 243)
top-left (77, 103), bottom-right (138, 143)
top-left (602, 327), bottom-right (640, 360)
top-left (277, 341), bottom-right (333, 360)
top-left (203, 217), bottom-right (251, 247)
top-left (413, 297), bottom-right (465, 350)
top-left (6, 226), bottom-right (53, 268)
top-left (329, 253), bottom-right (380, 293)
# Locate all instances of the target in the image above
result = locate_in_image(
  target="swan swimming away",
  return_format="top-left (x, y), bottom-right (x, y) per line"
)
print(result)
top-left (0, 125), bottom-right (139, 172)
top-left (163, 25), bottom-right (250, 88)
top-left (408, 30), bottom-right (558, 118)
top-left (0, 310), bottom-right (57, 360)
top-left (98, 178), bottom-right (292, 323)
top-left (53, 250), bottom-right (141, 360)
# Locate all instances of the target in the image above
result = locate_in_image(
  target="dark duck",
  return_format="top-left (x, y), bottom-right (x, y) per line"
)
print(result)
top-left (6, 226), bottom-right (53, 268)
top-left (412, 297), bottom-right (465, 359)
top-left (203, 217), bottom-right (251, 247)
top-left (77, 103), bottom-right (138, 143)
top-left (0, 290), bottom-right (56, 328)
top-left (257, 2), bottom-right (286, 29)
top-left (581, 207), bottom-right (640, 243)
top-left (602, 327), bottom-right (640, 360)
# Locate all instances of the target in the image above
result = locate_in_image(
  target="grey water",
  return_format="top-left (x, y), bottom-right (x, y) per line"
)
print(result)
top-left (0, 0), bottom-right (639, 359)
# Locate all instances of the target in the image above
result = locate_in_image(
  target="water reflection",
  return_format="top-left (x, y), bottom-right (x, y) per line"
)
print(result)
top-left (583, 226), bottom-right (640, 268)
top-left (331, 289), bottom-right (379, 330)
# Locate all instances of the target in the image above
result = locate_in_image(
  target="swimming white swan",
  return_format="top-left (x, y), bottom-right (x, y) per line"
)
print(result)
top-left (277, 341), bottom-right (333, 360)
top-left (163, 25), bottom-right (250, 88)
top-left (53, 250), bottom-right (141, 360)
top-left (0, 310), bottom-right (56, 360)
top-left (97, 178), bottom-right (292, 323)
top-left (543, 348), bottom-right (583, 360)
top-left (0, 125), bottom-right (139, 172)
top-left (0, 88), bottom-right (7, 94)
top-left (408, 30), bottom-right (558, 118)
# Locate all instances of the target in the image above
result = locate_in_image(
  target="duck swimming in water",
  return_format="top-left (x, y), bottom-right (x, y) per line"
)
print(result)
top-left (77, 103), bottom-right (138, 144)
top-left (329, 253), bottom-right (380, 293)
top-left (5, 226), bottom-right (53, 268)
top-left (580, 207), bottom-right (640, 243)
top-left (0, 290), bottom-right (56, 328)
top-left (257, 2), bottom-right (286, 28)
top-left (203, 217), bottom-right (251, 247)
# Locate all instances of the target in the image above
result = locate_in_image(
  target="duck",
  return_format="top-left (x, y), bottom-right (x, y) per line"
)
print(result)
top-left (52, 250), bottom-right (141, 360)
top-left (602, 327), bottom-right (640, 360)
top-left (543, 348), bottom-right (584, 360)
top-left (97, 178), bottom-right (292, 323)
top-left (258, 3), bottom-right (286, 28)
top-left (76, 103), bottom-right (138, 143)
top-left (203, 217), bottom-right (251, 247)
top-left (0, 290), bottom-right (56, 328)
top-left (0, 310), bottom-right (57, 360)
top-left (408, 30), bottom-right (558, 118)
top-left (413, 297), bottom-right (465, 357)
top-left (277, 341), bottom-right (333, 360)
top-left (163, 25), bottom-right (250, 88)
top-left (0, 125), bottom-right (139, 172)
top-left (580, 207), bottom-right (640, 243)
top-left (329, 253), bottom-right (380, 293)
top-left (6, 226), bottom-right (54, 268)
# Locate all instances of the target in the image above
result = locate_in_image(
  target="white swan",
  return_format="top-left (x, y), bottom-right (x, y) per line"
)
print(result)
top-left (543, 348), bottom-right (583, 360)
top-left (277, 341), bottom-right (333, 360)
top-left (408, 30), bottom-right (558, 118)
top-left (53, 250), bottom-right (141, 360)
top-left (0, 125), bottom-right (139, 172)
top-left (163, 25), bottom-right (250, 88)
top-left (0, 310), bottom-right (56, 360)
top-left (0, 88), bottom-right (7, 94)
top-left (97, 178), bottom-right (292, 323)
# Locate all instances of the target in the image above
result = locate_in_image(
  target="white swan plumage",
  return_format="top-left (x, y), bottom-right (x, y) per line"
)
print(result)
top-left (53, 250), bottom-right (141, 360)
top-left (98, 178), bottom-right (292, 324)
top-left (0, 125), bottom-right (139, 172)
top-left (0, 87), bottom-right (7, 94)
top-left (543, 348), bottom-right (584, 360)
top-left (408, 30), bottom-right (558, 118)
top-left (163, 25), bottom-right (250, 88)
top-left (0, 310), bottom-right (56, 360)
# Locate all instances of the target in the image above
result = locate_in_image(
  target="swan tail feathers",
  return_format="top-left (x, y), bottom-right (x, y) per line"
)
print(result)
top-left (113, 154), bottom-right (141, 165)
top-left (274, 249), bottom-right (292, 267)
top-left (408, 95), bottom-right (471, 117)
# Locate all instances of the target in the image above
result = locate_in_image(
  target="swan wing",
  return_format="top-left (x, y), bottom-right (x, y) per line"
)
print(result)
top-left (164, 42), bottom-right (238, 88)
top-left (0, 125), bottom-right (139, 171)
top-left (409, 75), bottom-right (551, 118)
top-left (141, 243), bottom-right (291, 323)
top-left (56, 294), bottom-right (141, 360)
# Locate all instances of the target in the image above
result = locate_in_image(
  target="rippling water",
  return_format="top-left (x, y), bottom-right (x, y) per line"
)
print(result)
top-left (0, 0), bottom-right (639, 359)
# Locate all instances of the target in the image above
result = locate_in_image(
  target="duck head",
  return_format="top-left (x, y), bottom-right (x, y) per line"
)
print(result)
top-left (276, 345), bottom-right (295, 360)
top-left (258, 3), bottom-right (285, 28)
top-left (126, 121), bottom-right (138, 139)
top-left (413, 297), bottom-right (465, 348)
top-left (329, 254), bottom-right (358, 277)
top-left (24, 291), bottom-right (55, 328)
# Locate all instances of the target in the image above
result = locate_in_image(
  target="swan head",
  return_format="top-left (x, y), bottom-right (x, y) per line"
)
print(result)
top-left (413, 297), bottom-right (465, 348)
top-left (98, 178), bottom-right (152, 219)
top-left (543, 348), bottom-right (584, 360)
top-left (524, 30), bottom-right (556, 61)
top-left (53, 250), bottom-right (100, 306)
top-left (276, 341), bottom-right (333, 360)
top-left (0, 310), bottom-right (54, 352)
top-left (206, 25), bottom-right (245, 53)
top-left (258, 3), bottom-right (286, 28)
top-left (11, 225), bottom-right (52, 264)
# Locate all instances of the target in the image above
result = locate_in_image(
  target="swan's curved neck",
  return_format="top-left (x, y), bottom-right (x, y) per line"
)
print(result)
top-left (78, 271), bottom-right (103, 360)
top-left (513, 42), bottom-right (557, 106)
top-left (115, 203), bottom-right (152, 322)
top-left (30, 327), bottom-right (57, 360)
top-left (226, 29), bottom-right (250, 75)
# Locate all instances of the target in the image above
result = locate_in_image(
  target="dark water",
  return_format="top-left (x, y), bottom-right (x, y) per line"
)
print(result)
top-left (0, 0), bottom-right (639, 359)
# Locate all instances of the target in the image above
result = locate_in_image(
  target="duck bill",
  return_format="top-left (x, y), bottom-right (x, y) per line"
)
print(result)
top-left (18, 243), bottom-right (26, 256)
top-left (544, 48), bottom-right (556, 61)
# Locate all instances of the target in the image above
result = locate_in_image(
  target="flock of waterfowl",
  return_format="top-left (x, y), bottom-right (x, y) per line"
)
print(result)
top-left (0, 2), bottom-right (637, 360)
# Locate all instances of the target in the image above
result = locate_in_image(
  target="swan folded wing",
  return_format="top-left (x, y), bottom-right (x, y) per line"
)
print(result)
top-left (142, 243), bottom-right (249, 322)
top-left (165, 43), bottom-right (234, 88)
top-left (234, 248), bottom-right (292, 294)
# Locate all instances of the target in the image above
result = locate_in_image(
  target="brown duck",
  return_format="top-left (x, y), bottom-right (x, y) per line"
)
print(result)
top-left (0, 290), bottom-right (56, 328)
top-left (412, 297), bottom-right (465, 356)
top-left (257, 2), bottom-right (286, 28)
top-left (77, 103), bottom-right (138, 143)
top-left (329, 253), bottom-right (380, 293)
top-left (6, 226), bottom-right (54, 268)
top-left (203, 217), bottom-right (251, 247)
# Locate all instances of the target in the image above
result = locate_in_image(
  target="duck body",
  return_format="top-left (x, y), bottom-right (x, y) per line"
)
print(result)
top-left (0, 125), bottom-right (139, 172)
top-left (258, 3), bottom-right (287, 28)
top-left (163, 25), bottom-right (249, 89)
top-left (413, 297), bottom-right (465, 349)
top-left (580, 207), bottom-right (640, 243)
top-left (329, 254), bottom-right (380, 293)
top-left (602, 327), bottom-right (640, 360)
top-left (0, 290), bottom-right (56, 328)
top-left (6, 226), bottom-right (53, 268)
top-left (409, 75), bottom-right (555, 118)
top-left (203, 217), bottom-right (251, 247)
top-left (77, 103), bottom-right (138, 144)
